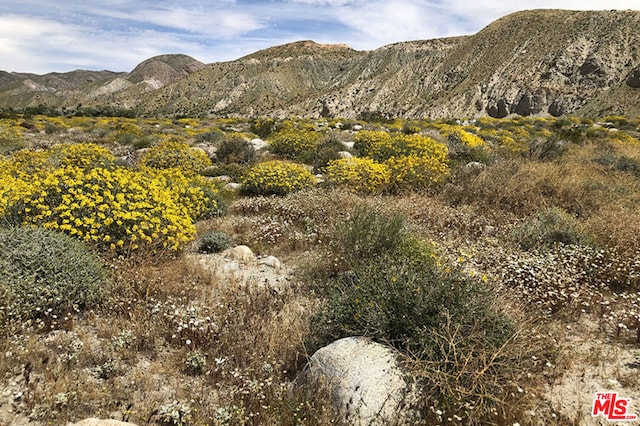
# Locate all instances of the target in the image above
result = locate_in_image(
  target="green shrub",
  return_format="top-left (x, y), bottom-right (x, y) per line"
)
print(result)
top-left (594, 154), bottom-right (640, 177)
top-left (140, 140), bottom-right (212, 174)
top-left (196, 130), bottom-right (224, 143)
top-left (312, 136), bottom-right (347, 173)
top-left (0, 135), bottom-right (27, 156)
top-left (241, 160), bottom-right (316, 196)
top-left (198, 231), bottom-right (233, 254)
top-left (510, 207), bottom-right (589, 250)
top-left (529, 137), bottom-right (569, 161)
top-left (215, 135), bottom-right (256, 164)
top-left (251, 117), bottom-right (278, 138)
top-left (402, 124), bottom-right (422, 134)
top-left (268, 129), bottom-right (322, 163)
top-left (330, 207), bottom-right (407, 262)
top-left (184, 351), bottom-right (207, 375)
top-left (0, 226), bottom-right (105, 330)
top-left (308, 210), bottom-right (513, 360)
top-left (132, 135), bottom-right (156, 150)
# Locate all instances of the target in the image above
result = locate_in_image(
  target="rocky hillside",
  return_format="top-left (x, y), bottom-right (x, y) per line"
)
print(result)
top-left (0, 54), bottom-right (204, 110)
top-left (1, 9), bottom-right (639, 118)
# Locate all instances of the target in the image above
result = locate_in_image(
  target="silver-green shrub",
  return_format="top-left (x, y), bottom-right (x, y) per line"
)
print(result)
top-left (0, 226), bottom-right (105, 330)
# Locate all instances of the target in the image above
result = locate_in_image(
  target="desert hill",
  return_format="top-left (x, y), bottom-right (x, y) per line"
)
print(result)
top-left (0, 9), bottom-right (639, 118)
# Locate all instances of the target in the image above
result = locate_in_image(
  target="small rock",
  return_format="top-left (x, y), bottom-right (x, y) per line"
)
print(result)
top-left (225, 182), bottom-right (242, 191)
top-left (226, 245), bottom-right (255, 262)
top-left (258, 255), bottom-right (282, 270)
top-left (214, 175), bottom-right (232, 182)
top-left (250, 138), bottom-right (267, 150)
top-left (352, 124), bottom-right (363, 131)
top-left (69, 419), bottom-right (138, 426)
top-left (337, 151), bottom-right (352, 159)
top-left (222, 261), bottom-right (239, 273)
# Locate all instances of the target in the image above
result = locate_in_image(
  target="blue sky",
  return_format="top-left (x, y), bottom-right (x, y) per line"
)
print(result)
top-left (0, 0), bottom-right (638, 74)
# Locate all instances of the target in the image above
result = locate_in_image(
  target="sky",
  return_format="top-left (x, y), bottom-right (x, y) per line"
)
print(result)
top-left (0, 0), bottom-right (638, 74)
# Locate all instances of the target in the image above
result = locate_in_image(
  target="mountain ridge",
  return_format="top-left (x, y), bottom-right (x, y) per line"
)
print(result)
top-left (1, 9), bottom-right (639, 118)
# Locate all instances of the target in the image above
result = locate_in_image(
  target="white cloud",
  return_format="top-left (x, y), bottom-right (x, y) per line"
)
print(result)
top-left (95, 5), bottom-right (265, 38)
top-left (288, 0), bottom-right (355, 5)
top-left (0, 14), bottom-right (211, 73)
top-left (443, 0), bottom-right (640, 32)
top-left (0, 1), bottom-right (639, 73)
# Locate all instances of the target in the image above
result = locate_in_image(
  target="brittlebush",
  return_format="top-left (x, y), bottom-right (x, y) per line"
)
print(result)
top-left (354, 131), bottom-right (448, 163)
top-left (267, 129), bottom-right (322, 163)
top-left (0, 144), bottom-right (221, 255)
top-left (241, 160), bottom-right (317, 196)
top-left (324, 157), bottom-right (390, 194)
top-left (385, 154), bottom-right (450, 192)
top-left (140, 140), bottom-right (212, 174)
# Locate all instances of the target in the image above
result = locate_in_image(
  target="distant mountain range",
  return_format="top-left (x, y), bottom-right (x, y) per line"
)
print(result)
top-left (1, 9), bottom-right (639, 119)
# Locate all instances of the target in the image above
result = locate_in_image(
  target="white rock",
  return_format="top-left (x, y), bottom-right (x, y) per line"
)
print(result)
top-left (352, 124), bottom-right (363, 131)
top-left (341, 141), bottom-right (355, 149)
top-left (69, 419), bottom-right (138, 426)
top-left (258, 255), bottom-right (282, 270)
top-left (222, 261), bottom-right (239, 273)
top-left (226, 245), bottom-right (255, 262)
top-left (295, 337), bottom-right (413, 425)
top-left (250, 138), bottom-right (267, 150)
top-left (225, 182), bottom-right (242, 191)
top-left (337, 151), bottom-right (353, 159)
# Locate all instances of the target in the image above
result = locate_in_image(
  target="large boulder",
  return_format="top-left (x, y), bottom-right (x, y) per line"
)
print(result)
top-left (295, 337), bottom-right (416, 425)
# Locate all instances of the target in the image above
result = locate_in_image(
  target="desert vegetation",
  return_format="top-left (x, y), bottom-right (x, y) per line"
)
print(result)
top-left (1, 113), bottom-right (639, 425)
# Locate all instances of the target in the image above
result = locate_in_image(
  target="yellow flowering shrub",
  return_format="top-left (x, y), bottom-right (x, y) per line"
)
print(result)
top-left (242, 160), bottom-right (317, 196)
top-left (0, 159), bottom-right (32, 218)
top-left (324, 157), bottom-right (390, 194)
top-left (140, 140), bottom-right (212, 174)
top-left (393, 133), bottom-right (449, 162)
top-left (47, 143), bottom-right (116, 169)
top-left (0, 143), bottom-right (225, 254)
top-left (477, 128), bottom-right (528, 154)
top-left (354, 131), bottom-right (448, 163)
top-left (2, 165), bottom-right (195, 253)
top-left (610, 131), bottom-right (640, 146)
top-left (143, 168), bottom-right (224, 220)
top-left (439, 125), bottom-right (485, 148)
top-left (0, 120), bottom-right (26, 155)
top-left (267, 129), bottom-right (322, 163)
top-left (385, 154), bottom-right (450, 191)
top-left (435, 124), bottom-right (489, 162)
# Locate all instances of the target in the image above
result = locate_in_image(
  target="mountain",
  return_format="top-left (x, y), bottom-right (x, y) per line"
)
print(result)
top-left (1, 9), bottom-right (639, 118)
top-left (0, 54), bottom-right (204, 110)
